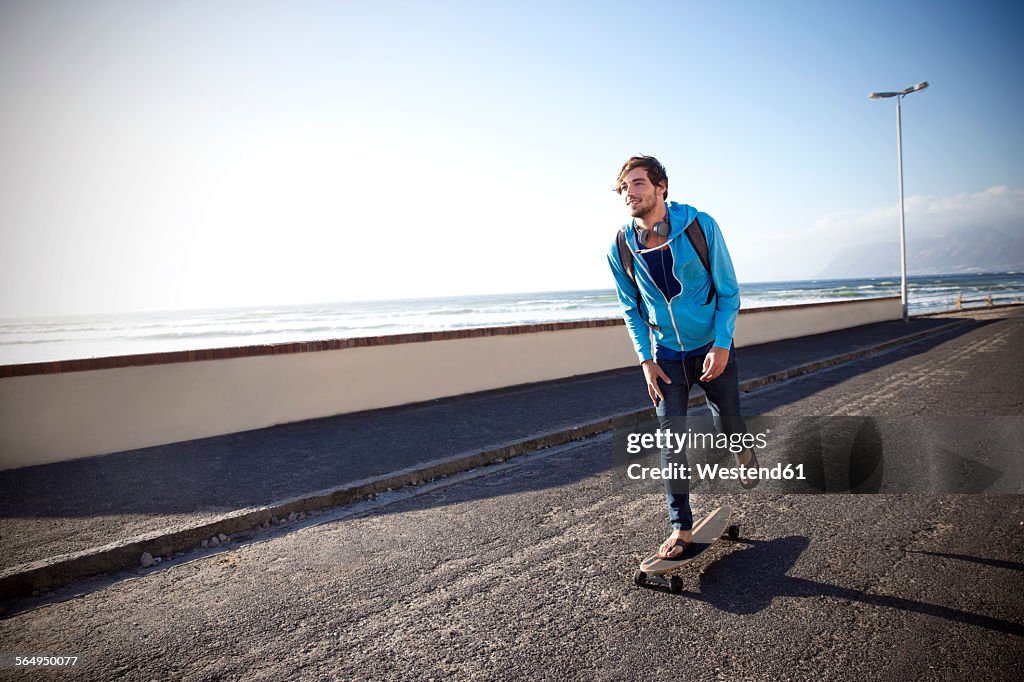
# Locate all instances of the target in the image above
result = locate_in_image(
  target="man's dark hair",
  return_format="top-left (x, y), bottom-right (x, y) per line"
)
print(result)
top-left (613, 155), bottom-right (668, 200)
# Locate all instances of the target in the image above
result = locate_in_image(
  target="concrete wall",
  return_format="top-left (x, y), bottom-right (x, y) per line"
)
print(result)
top-left (0, 297), bottom-right (900, 469)
top-left (733, 296), bottom-right (901, 346)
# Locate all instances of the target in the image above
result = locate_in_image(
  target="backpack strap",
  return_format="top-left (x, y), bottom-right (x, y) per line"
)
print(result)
top-left (684, 216), bottom-right (717, 305)
top-left (615, 227), bottom-right (660, 332)
top-left (615, 226), bottom-right (635, 283)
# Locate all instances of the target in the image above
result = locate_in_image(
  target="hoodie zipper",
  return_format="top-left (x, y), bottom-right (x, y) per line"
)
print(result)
top-left (632, 231), bottom-right (686, 352)
top-left (664, 288), bottom-right (685, 352)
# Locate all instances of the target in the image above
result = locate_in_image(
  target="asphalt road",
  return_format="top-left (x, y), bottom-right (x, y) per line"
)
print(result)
top-left (2, 309), bottom-right (1022, 681)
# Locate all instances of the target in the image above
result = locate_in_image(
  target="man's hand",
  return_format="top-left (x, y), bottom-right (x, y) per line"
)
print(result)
top-left (699, 346), bottom-right (730, 382)
top-left (642, 360), bottom-right (671, 405)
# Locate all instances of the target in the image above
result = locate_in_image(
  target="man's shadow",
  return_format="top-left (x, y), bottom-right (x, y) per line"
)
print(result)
top-left (670, 535), bottom-right (1024, 637)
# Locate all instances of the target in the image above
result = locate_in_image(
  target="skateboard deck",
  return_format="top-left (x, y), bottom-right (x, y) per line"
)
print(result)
top-left (634, 505), bottom-right (739, 593)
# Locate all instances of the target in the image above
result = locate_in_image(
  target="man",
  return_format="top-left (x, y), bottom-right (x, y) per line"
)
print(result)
top-left (607, 155), bottom-right (757, 560)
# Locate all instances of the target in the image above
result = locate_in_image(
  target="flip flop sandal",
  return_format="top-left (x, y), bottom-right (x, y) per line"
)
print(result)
top-left (737, 448), bottom-right (760, 490)
top-left (656, 536), bottom-right (691, 560)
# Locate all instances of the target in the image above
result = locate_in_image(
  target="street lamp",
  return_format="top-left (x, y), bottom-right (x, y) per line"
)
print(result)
top-left (869, 81), bottom-right (929, 322)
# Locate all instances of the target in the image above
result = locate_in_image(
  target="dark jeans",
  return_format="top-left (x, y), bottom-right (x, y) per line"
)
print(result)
top-left (655, 345), bottom-right (746, 530)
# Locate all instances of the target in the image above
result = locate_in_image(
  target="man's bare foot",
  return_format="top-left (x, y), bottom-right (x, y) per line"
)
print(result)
top-left (657, 529), bottom-right (693, 559)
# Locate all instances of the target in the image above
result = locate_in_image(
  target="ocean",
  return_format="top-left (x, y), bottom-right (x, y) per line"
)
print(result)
top-left (2, 273), bottom-right (1022, 366)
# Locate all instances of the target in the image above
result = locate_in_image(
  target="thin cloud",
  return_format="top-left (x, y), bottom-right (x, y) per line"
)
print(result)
top-left (812, 186), bottom-right (1024, 242)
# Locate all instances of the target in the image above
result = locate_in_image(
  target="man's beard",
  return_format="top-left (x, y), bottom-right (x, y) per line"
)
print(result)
top-left (630, 194), bottom-right (659, 220)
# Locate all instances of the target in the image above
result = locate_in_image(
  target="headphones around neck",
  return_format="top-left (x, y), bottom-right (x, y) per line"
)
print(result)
top-left (637, 209), bottom-right (671, 246)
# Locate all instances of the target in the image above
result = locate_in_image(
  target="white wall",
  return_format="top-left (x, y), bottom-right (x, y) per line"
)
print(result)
top-left (734, 297), bottom-right (901, 346)
top-left (0, 298), bottom-right (901, 469)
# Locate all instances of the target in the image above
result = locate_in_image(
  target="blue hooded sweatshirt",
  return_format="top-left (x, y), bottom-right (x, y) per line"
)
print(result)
top-left (606, 201), bottom-right (741, 363)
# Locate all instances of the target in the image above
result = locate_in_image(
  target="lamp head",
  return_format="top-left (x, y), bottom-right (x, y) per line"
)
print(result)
top-left (870, 82), bottom-right (929, 100)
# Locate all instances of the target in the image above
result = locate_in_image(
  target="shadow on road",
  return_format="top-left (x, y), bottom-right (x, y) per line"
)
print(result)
top-left (906, 550), bottom-right (1024, 573)
top-left (733, 319), bottom-right (1002, 413)
top-left (684, 536), bottom-right (1024, 637)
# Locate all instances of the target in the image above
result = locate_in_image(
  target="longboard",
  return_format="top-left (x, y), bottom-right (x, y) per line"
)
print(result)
top-left (633, 505), bottom-right (739, 594)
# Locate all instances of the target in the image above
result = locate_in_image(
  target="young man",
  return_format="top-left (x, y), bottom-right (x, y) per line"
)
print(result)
top-left (607, 155), bottom-right (757, 560)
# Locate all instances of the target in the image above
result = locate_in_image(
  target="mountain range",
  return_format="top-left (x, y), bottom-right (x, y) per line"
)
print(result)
top-left (817, 226), bottom-right (1024, 278)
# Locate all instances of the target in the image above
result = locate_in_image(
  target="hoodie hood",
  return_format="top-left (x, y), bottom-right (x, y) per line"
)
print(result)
top-left (665, 202), bottom-right (699, 240)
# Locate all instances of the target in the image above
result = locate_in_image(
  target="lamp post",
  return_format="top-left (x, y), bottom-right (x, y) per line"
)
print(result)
top-left (869, 81), bottom-right (929, 322)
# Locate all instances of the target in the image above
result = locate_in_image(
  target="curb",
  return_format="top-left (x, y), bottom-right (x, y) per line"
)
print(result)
top-left (0, 317), bottom-right (978, 601)
top-left (727, 317), bottom-right (976, 399)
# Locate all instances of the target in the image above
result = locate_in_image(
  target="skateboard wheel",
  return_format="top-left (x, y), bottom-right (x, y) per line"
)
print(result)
top-left (669, 576), bottom-right (683, 595)
top-left (633, 570), bottom-right (647, 587)
top-left (727, 524), bottom-right (740, 541)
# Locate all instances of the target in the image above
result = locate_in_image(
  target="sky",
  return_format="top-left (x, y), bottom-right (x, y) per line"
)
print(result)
top-left (1, 0), bottom-right (1022, 318)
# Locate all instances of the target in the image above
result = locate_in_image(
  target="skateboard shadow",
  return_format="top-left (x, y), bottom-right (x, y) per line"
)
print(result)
top-left (685, 535), bottom-right (1024, 637)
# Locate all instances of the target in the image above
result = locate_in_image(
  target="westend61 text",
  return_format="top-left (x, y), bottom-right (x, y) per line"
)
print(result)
top-left (625, 428), bottom-right (769, 455)
top-left (626, 462), bottom-right (806, 482)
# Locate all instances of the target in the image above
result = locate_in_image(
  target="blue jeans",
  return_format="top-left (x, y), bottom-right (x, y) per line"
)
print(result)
top-left (655, 345), bottom-right (746, 530)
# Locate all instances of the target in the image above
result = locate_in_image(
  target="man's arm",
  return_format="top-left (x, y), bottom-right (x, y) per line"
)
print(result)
top-left (701, 213), bottom-right (741, 350)
top-left (607, 239), bottom-right (673, 404)
top-left (698, 213), bottom-right (741, 381)
top-left (606, 239), bottom-right (653, 363)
